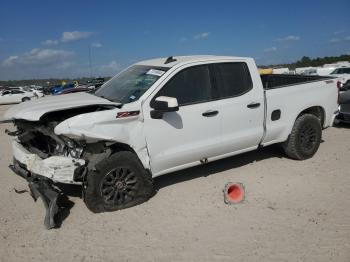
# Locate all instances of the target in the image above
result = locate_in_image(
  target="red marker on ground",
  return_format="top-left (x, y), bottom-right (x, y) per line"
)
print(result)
top-left (224, 183), bottom-right (245, 204)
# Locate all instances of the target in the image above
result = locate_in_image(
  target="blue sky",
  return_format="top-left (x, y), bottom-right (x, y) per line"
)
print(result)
top-left (0, 0), bottom-right (349, 80)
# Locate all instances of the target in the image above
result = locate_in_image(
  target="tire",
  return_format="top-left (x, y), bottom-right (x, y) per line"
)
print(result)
top-left (84, 151), bottom-right (154, 213)
top-left (282, 114), bottom-right (322, 160)
top-left (333, 118), bottom-right (340, 126)
top-left (22, 97), bottom-right (30, 102)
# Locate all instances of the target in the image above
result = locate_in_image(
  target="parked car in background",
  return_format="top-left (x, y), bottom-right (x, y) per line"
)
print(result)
top-left (330, 67), bottom-right (350, 91)
top-left (21, 86), bottom-right (44, 98)
top-left (0, 89), bottom-right (37, 104)
top-left (58, 87), bottom-right (90, 95)
top-left (87, 77), bottom-right (105, 89)
top-left (4, 55), bottom-right (339, 228)
top-left (335, 90), bottom-right (350, 124)
top-left (52, 83), bottom-right (76, 95)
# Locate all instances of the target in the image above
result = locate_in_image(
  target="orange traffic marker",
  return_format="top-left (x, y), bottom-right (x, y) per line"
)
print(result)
top-left (224, 183), bottom-right (245, 204)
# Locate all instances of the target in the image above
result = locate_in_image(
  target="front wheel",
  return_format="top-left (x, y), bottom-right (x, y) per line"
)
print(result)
top-left (84, 151), bottom-right (154, 213)
top-left (283, 114), bottom-right (322, 160)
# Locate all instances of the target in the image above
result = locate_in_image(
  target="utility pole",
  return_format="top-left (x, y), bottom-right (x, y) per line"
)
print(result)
top-left (88, 45), bottom-right (93, 78)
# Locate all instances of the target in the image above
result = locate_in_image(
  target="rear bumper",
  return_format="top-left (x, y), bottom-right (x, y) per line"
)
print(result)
top-left (336, 111), bottom-right (350, 123)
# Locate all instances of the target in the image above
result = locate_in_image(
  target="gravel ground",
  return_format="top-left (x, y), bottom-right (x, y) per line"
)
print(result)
top-left (0, 104), bottom-right (349, 262)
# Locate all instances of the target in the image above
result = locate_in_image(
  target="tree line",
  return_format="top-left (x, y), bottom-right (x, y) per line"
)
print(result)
top-left (260, 54), bottom-right (350, 69)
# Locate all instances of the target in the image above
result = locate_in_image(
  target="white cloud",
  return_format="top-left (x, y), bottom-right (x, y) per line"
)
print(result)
top-left (98, 61), bottom-right (120, 73)
top-left (2, 48), bottom-right (74, 66)
top-left (61, 31), bottom-right (93, 43)
top-left (334, 30), bottom-right (345, 35)
top-left (91, 42), bottom-right (102, 48)
top-left (264, 47), bottom-right (277, 52)
top-left (55, 61), bottom-right (75, 69)
top-left (194, 32), bottom-right (210, 40)
top-left (329, 36), bottom-right (350, 43)
top-left (330, 38), bottom-right (340, 43)
top-left (276, 35), bottom-right (300, 42)
top-left (41, 31), bottom-right (93, 46)
top-left (179, 37), bottom-right (188, 43)
top-left (41, 39), bottom-right (59, 46)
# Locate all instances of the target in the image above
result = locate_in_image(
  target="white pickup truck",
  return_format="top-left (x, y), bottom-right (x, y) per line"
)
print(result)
top-left (3, 55), bottom-right (339, 228)
top-left (330, 67), bottom-right (350, 91)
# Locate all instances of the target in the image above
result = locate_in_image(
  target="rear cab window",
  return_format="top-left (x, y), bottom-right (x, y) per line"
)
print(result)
top-left (213, 62), bottom-right (253, 99)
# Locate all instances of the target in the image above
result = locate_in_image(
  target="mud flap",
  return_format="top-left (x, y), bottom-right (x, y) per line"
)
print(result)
top-left (9, 162), bottom-right (63, 229)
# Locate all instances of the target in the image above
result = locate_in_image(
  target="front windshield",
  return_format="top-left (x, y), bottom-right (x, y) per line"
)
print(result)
top-left (95, 65), bottom-right (168, 103)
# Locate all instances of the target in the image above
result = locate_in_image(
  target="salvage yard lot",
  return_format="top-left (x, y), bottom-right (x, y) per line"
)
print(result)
top-left (0, 104), bottom-right (349, 262)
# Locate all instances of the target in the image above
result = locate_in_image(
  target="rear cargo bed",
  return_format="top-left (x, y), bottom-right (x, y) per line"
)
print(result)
top-left (261, 74), bottom-right (333, 90)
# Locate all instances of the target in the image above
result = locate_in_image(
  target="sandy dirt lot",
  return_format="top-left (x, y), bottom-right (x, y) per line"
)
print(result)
top-left (0, 104), bottom-right (349, 262)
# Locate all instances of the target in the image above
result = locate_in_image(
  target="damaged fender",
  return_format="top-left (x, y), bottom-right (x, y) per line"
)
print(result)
top-left (54, 104), bottom-right (151, 170)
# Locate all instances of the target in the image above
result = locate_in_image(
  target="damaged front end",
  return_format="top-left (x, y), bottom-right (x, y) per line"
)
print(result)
top-left (7, 105), bottom-right (115, 229)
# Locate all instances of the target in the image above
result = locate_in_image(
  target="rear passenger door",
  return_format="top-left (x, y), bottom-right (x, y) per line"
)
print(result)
top-left (213, 62), bottom-right (264, 153)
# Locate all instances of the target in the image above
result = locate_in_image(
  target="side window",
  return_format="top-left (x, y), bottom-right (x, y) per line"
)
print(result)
top-left (11, 90), bottom-right (24, 94)
top-left (154, 65), bottom-right (212, 106)
top-left (345, 68), bottom-right (350, 74)
top-left (215, 62), bottom-right (253, 98)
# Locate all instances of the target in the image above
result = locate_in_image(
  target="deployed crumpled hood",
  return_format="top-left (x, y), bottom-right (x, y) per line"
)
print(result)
top-left (4, 92), bottom-right (119, 121)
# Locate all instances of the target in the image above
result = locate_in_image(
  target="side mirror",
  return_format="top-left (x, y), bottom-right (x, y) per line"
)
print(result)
top-left (150, 96), bottom-right (179, 119)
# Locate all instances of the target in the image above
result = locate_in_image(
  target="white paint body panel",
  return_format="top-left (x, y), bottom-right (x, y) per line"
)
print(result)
top-left (262, 80), bottom-right (338, 146)
top-left (0, 91), bottom-right (35, 105)
top-left (330, 73), bottom-right (350, 85)
top-left (4, 92), bottom-right (118, 121)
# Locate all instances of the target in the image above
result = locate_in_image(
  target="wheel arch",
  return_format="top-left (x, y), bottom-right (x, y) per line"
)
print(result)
top-left (21, 96), bottom-right (31, 102)
top-left (108, 142), bottom-right (151, 171)
top-left (296, 106), bottom-right (325, 127)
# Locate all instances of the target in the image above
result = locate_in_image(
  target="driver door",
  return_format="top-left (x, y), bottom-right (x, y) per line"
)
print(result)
top-left (143, 64), bottom-right (222, 176)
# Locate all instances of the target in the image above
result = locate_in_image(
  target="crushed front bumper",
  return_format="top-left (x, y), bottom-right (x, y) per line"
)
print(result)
top-left (9, 161), bottom-right (61, 229)
top-left (12, 141), bottom-right (85, 184)
top-left (9, 141), bottom-right (86, 229)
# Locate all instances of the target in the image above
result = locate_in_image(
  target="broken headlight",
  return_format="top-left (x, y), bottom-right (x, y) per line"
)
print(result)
top-left (60, 136), bottom-right (84, 158)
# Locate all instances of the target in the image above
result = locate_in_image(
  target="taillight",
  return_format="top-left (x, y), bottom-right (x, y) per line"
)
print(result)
top-left (336, 81), bottom-right (341, 104)
top-left (337, 81), bottom-right (343, 89)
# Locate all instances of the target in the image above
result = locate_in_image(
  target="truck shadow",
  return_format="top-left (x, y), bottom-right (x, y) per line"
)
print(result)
top-left (53, 144), bottom-right (284, 226)
top-left (154, 145), bottom-right (284, 190)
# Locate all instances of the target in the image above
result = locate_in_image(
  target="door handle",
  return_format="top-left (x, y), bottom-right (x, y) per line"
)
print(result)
top-left (202, 110), bottom-right (219, 117)
top-left (247, 102), bottom-right (260, 109)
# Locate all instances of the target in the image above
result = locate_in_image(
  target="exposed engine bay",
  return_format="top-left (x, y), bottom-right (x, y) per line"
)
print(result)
top-left (9, 105), bottom-right (118, 183)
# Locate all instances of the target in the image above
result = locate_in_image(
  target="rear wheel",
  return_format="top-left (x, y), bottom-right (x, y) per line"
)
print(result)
top-left (283, 114), bottom-right (322, 160)
top-left (84, 151), bottom-right (154, 213)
